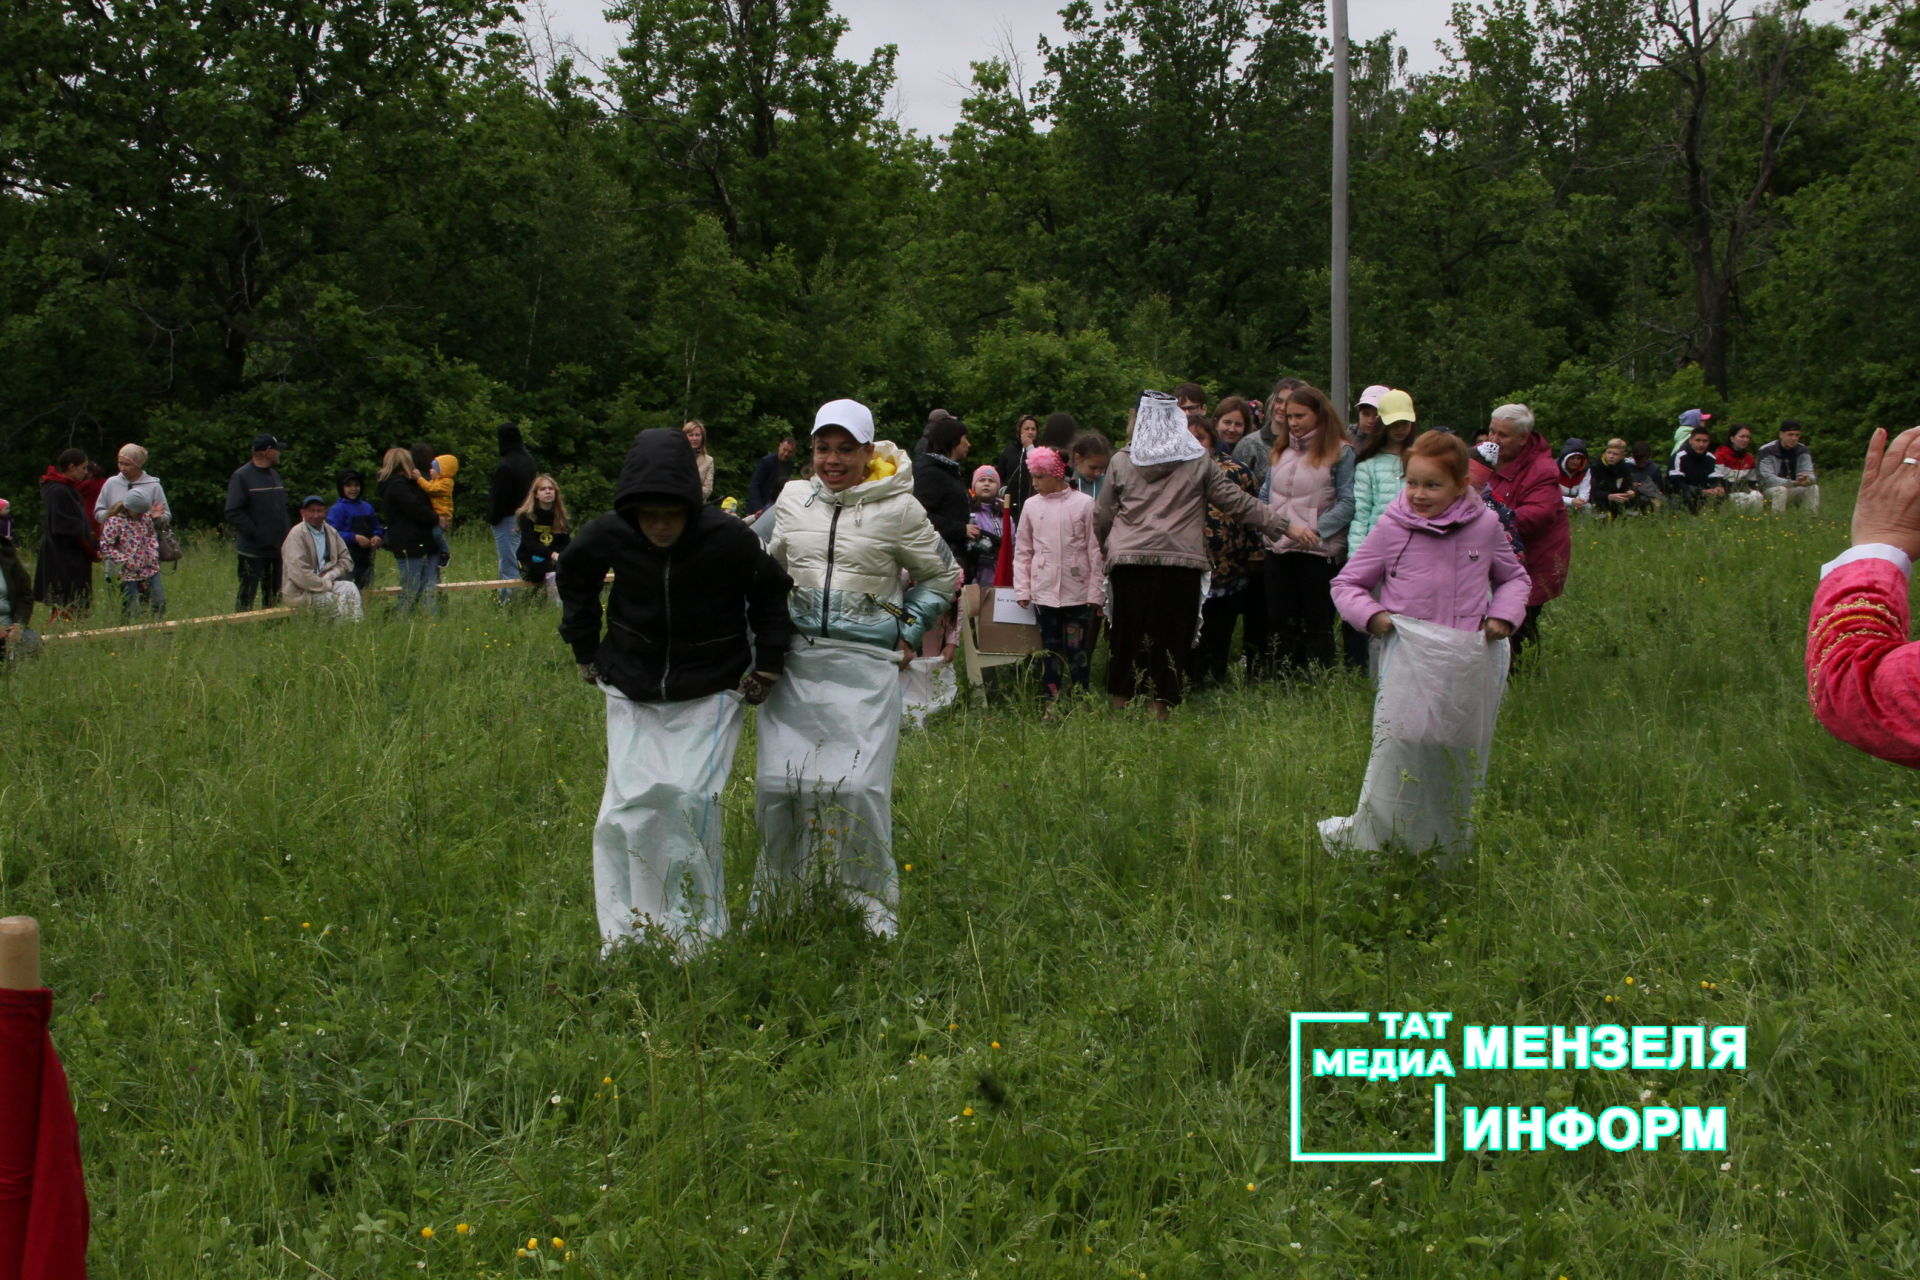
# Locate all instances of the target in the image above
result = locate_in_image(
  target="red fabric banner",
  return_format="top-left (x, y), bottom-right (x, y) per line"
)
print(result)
top-left (0, 989), bottom-right (88, 1280)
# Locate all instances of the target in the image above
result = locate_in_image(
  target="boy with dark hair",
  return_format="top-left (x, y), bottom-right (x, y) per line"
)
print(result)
top-left (558, 428), bottom-right (794, 957)
top-left (1173, 382), bottom-right (1208, 420)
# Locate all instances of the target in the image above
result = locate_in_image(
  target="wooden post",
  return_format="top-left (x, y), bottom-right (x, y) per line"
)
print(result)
top-left (0, 916), bottom-right (39, 991)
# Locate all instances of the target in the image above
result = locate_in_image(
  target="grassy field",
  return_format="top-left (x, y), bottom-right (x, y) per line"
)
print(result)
top-left (5, 491), bottom-right (1920, 1278)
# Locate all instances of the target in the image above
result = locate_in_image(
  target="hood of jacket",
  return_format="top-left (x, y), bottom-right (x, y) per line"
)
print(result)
top-left (805, 440), bottom-right (914, 508)
top-left (1380, 488), bottom-right (1486, 536)
top-left (1557, 438), bottom-right (1588, 468)
top-left (498, 422), bottom-right (526, 455)
top-left (613, 428), bottom-right (703, 513)
top-left (1121, 447), bottom-right (1202, 483)
top-left (40, 465), bottom-right (81, 491)
top-left (335, 467), bottom-right (365, 496)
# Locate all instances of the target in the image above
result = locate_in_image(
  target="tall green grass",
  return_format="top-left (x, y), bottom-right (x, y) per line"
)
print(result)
top-left (4, 496), bottom-right (1918, 1278)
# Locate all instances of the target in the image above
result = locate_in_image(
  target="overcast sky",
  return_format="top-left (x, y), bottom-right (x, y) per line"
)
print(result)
top-left (534, 0), bottom-right (1855, 139)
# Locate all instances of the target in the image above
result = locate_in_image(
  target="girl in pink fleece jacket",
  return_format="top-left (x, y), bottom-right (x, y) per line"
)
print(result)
top-left (1013, 447), bottom-right (1105, 701)
top-left (1323, 432), bottom-right (1531, 859)
top-left (1331, 432), bottom-right (1531, 641)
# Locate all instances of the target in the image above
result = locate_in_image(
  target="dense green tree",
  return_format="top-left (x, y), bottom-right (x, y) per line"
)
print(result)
top-left (4, 0), bottom-right (1915, 530)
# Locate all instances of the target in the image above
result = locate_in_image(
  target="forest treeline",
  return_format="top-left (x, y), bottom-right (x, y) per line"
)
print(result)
top-left (4, 0), bottom-right (1917, 522)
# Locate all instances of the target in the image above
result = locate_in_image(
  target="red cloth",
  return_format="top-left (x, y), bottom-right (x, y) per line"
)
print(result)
top-left (74, 477), bottom-right (106, 543)
top-left (0, 989), bottom-right (88, 1280)
top-left (1806, 557), bottom-right (1920, 767)
top-left (994, 499), bottom-right (1016, 586)
top-left (1487, 431), bottom-right (1570, 606)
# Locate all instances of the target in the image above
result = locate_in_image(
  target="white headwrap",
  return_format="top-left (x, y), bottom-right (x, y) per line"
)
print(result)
top-left (1128, 390), bottom-right (1205, 467)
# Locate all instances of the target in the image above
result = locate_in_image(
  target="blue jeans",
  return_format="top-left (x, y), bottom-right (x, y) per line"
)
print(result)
top-left (121, 574), bottom-right (166, 617)
top-left (491, 516), bottom-right (520, 600)
top-left (394, 554), bottom-right (440, 616)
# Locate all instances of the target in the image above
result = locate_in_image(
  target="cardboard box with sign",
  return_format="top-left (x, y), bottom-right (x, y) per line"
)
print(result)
top-left (961, 584), bottom-right (1041, 656)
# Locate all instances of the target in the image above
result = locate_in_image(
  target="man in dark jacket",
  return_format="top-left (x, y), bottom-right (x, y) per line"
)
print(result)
top-left (912, 416), bottom-right (973, 568)
top-left (486, 422), bottom-right (539, 599)
top-left (746, 435), bottom-right (795, 517)
top-left (557, 429), bottom-right (794, 957)
top-left (225, 433), bottom-right (291, 610)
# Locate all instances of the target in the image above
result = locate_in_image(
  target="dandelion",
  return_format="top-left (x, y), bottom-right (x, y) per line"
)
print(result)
top-left (904, 863), bottom-right (913, 871)
top-left (301, 922), bottom-right (311, 929)
top-left (527, 1237), bottom-right (539, 1250)
top-left (420, 1226), bottom-right (435, 1240)
top-left (602, 1076), bottom-right (612, 1085)
top-left (962, 1107), bottom-right (974, 1117)
top-left (1245, 1181), bottom-right (1256, 1191)
top-left (1623, 976), bottom-right (1634, 985)
top-left (948, 1022), bottom-right (958, 1031)
top-left (517, 1248), bottom-right (530, 1258)
top-left (551, 1237), bottom-right (565, 1249)
top-left (455, 1223), bottom-right (470, 1235)
top-left (990, 1041), bottom-right (1001, 1050)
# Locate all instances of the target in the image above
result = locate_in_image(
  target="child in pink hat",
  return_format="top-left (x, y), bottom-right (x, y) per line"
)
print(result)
top-left (1013, 447), bottom-right (1104, 703)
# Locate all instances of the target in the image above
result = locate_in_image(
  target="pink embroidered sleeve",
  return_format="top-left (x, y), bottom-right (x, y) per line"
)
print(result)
top-left (1806, 558), bottom-right (1920, 766)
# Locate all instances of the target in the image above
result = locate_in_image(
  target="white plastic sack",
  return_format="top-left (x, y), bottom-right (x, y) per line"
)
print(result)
top-left (594, 687), bottom-right (746, 956)
top-left (1319, 615), bottom-right (1509, 859)
top-left (899, 655), bottom-right (958, 727)
top-left (752, 637), bottom-right (903, 936)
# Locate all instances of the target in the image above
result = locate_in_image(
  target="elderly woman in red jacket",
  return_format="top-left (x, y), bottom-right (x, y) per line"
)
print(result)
top-left (1485, 403), bottom-right (1571, 665)
top-left (1807, 425), bottom-right (1920, 765)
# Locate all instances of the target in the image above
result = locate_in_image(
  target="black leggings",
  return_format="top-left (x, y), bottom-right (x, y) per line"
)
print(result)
top-left (1263, 552), bottom-right (1338, 672)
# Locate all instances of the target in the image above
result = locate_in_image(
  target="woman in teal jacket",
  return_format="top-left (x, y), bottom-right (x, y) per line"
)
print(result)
top-left (1342, 389), bottom-right (1417, 665)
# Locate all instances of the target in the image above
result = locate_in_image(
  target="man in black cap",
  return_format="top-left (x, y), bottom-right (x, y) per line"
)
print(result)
top-left (225, 433), bottom-right (291, 610)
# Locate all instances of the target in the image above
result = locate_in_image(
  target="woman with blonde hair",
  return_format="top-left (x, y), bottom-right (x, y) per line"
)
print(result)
top-left (515, 474), bottom-right (572, 601)
top-left (378, 446), bottom-right (441, 615)
top-left (682, 420), bottom-right (714, 501)
top-left (1262, 383), bottom-right (1356, 672)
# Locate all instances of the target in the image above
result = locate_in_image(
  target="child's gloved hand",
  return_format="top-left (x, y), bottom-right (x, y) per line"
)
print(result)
top-left (578, 662), bottom-right (599, 685)
top-left (736, 671), bottom-right (778, 705)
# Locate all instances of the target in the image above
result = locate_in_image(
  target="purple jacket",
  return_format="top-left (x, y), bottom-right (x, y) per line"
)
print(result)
top-left (1331, 490), bottom-right (1532, 634)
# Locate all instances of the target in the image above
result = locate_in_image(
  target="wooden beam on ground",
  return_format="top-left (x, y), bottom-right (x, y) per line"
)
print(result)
top-left (44, 578), bottom-right (529, 642)
top-left (0, 917), bottom-right (40, 991)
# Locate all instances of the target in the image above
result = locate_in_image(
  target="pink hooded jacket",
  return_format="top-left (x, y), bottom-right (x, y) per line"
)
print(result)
top-left (1013, 486), bottom-right (1105, 608)
top-left (1331, 489), bottom-right (1531, 634)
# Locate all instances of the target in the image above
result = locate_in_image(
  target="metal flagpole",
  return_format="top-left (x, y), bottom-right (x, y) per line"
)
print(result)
top-left (1330, 0), bottom-right (1350, 412)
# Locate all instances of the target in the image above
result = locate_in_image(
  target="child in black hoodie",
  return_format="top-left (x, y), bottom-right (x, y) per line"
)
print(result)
top-left (557, 429), bottom-right (795, 958)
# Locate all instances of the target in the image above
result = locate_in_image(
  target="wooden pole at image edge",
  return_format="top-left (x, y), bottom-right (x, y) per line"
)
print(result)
top-left (0, 916), bottom-right (40, 991)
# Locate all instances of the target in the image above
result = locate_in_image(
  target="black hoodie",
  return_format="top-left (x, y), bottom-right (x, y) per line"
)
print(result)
top-left (487, 423), bottom-right (539, 523)
top-left (558, 429), bottom-right (794, 702)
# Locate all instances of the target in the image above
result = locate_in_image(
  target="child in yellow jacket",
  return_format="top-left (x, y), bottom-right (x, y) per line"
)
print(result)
top-left (411, 445), bottom-right (459, 567)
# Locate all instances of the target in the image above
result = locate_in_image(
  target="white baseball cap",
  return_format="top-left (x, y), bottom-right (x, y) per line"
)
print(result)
top-left (812, 398), bottom-right (875, 445)
top-left (1356, 384), bottom-right (1392, 410)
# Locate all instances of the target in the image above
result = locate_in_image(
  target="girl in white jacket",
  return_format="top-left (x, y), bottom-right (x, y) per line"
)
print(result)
top-left (754, 399), bottom-right (960, 937)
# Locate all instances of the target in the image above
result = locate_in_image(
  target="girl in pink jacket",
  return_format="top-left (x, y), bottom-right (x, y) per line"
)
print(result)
top-left (1013, 447), bottom-right (1105, 701)
top-left (1323, 432), bottom-right (1531, 860)
top-left (1331, 432), bottom-right (1532, 641)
